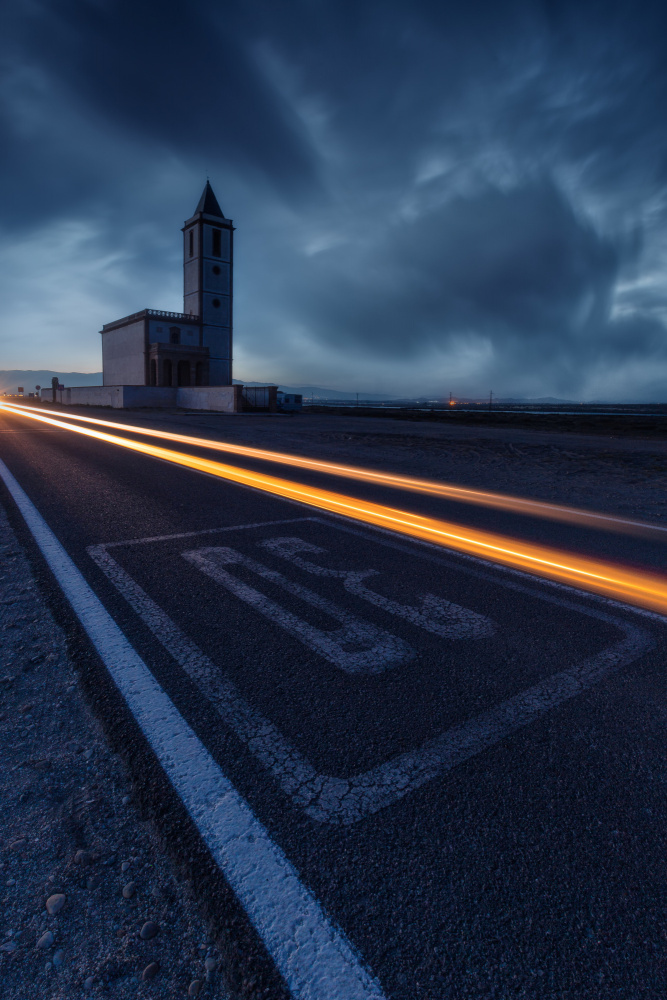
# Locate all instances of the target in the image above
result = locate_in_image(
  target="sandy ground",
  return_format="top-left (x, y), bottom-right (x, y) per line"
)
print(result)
top-left (0, 502), bottom-right (230, 999)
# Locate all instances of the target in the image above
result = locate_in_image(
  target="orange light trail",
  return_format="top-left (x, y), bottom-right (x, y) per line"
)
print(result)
top-left (2, 401), bottom-right (667, 616)
top-left (1, 402), bottom-right (662, 538)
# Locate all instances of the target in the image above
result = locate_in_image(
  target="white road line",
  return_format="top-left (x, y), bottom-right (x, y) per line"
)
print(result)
top-left (99, 517), bottom-right (311, 550)
top-left (88, 541), bottom-right (337, 823)
top-left (0, 459), bottom-right (386, 1000)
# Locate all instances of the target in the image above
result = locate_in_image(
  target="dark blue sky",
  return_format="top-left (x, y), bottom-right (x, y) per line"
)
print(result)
top-left (3, 0), bottom-right (667, 398)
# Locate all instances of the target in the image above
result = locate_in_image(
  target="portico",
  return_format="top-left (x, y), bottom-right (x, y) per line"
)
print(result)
top-left (147, 342), bottom-right (209, 387)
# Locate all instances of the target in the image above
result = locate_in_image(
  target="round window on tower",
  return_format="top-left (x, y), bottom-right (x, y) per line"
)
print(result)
top-left (212, 299), bottom-right (221, 308)
top-left (212, 265), bottom-right (221, 275)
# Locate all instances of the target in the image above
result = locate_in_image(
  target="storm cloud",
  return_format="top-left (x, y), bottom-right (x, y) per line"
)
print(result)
top-left (2, 0), bottom-right (667, 398)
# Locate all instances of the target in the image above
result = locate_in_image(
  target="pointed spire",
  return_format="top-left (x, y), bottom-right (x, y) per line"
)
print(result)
top-left (194, 180), bottom-right (225, 219)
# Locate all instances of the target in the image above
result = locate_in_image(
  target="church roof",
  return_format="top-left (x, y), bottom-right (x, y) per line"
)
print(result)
top-left (194, 181), bottom-right (225, 219)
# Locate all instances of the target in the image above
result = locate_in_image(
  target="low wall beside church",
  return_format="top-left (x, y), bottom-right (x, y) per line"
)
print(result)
top-left (176, 385), bottom-right (243, 412)
top-left (41, 384), bottom-right (243, 411)
top-left (42, 385), bottom-right (178, 408)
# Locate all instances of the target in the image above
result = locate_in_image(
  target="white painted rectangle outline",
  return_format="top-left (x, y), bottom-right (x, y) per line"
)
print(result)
top-left (88, 516), bottom-right (653, 826)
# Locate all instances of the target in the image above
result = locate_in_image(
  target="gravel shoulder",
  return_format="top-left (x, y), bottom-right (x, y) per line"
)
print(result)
top-left (0, 502), bottom-right (230, 999)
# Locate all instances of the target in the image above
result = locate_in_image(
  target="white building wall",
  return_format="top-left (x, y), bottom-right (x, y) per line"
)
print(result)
top-left (182, 210), bottom-right (233, 386)
top-left (202, 260), bottom-right (230, 293)
top-left (123, 386), bottom-right (178, 407)
top-left (147, 320), bottom-right (200, 345)
top-left (176, 386), bottom-right (241, 412)
top-left (43, 385), bottom-right (178, 408)
top-left (102, 320), bottom-right (145, 385)
top-left (183, 259), bottom-right (199, 301)
top-left (202, 292), bottom-right (230, 326)
top-left (42, 386), bottom-right (121, 406)
top-left (207, 359), bottom-right (232, 386)
top-left (183, 224), bottom-right (200, 316)
top-left (41, 384), bottom-right (241, 411)
top-left (203, 224), bottom-right (231, 260)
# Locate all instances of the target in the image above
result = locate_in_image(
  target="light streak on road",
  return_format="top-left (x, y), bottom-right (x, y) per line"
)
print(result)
top-left (1, 402), bottom-right (664, 538)
top-left (3, 401), bottom-right (667, 616)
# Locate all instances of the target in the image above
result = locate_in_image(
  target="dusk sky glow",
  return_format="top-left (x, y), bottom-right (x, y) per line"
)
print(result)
top-left (3, 0), bottom-right (667, 399)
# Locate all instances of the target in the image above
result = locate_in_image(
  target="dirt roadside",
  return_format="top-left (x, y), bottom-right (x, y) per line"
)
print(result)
top-left (0, 502), bottom-right (231, 999)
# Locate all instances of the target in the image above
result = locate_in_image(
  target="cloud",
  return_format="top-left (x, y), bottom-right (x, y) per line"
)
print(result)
top-left (3, 0), bottom-right (667, 398)
top-left (297, 178), bottom-right (618, 352)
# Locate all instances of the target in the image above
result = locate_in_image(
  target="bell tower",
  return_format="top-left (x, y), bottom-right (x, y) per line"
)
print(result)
top-left (182, 181), bottom-right (233, 385)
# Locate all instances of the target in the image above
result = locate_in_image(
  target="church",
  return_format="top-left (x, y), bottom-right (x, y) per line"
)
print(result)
top-left (101, 181), bottom-right (234, 388)
top-left (44, 183), bottom-right (291, 411)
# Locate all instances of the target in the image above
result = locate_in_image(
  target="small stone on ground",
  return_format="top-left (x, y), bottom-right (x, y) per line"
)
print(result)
top-left (140, 919), bottom-right (160, 940)
top-left (37, 931), bottom-right (54, 950)
top-left (142, 961), bottom-right (160, 982)
top-left (45, 892), bottom-right (66, 915)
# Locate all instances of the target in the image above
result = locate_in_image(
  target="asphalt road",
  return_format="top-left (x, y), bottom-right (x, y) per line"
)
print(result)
top-left (1, 407), bottom-right (666, 999)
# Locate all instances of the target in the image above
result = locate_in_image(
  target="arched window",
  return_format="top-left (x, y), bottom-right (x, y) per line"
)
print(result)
top-left (163, 359), bottom-right (173, 387)
top-left (177, 360), bottom-right (190, 387)
top-left (188, 230), bottom-right (194, 257)
top-left (170, 327), bottom-right (180, 344)
top-left (150, 359), bottom-right (157, 386)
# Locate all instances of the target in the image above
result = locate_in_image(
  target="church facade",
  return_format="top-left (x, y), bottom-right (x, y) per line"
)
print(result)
top-left (101, 182), bottom-right (234, 388)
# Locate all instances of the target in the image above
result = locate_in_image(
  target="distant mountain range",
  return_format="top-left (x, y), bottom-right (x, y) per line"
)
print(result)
top-left (237, 385), bottom-right (585, 403)
top-left (0, 370), bottom-right (103, 394)
top-left (494, 396), bottom-right (580, 405)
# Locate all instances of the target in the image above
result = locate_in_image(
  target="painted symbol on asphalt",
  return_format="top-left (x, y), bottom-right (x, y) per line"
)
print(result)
top-left (182, 544), bottom-right (414, 674)
top-left (88, 517), bottom-right (651, 826)
top-left (260, 535), bottom-right (495, 639)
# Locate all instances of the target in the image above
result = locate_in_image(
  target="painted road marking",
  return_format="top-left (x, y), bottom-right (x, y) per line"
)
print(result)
top-left (88, 517), bottom-right (653, 826)
top-left (182, 545), bottom-right (413, 675)
top-left (0, 461), bottom-right (387, 1000)
top-left (260, 536), bottom-right (495, 639)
